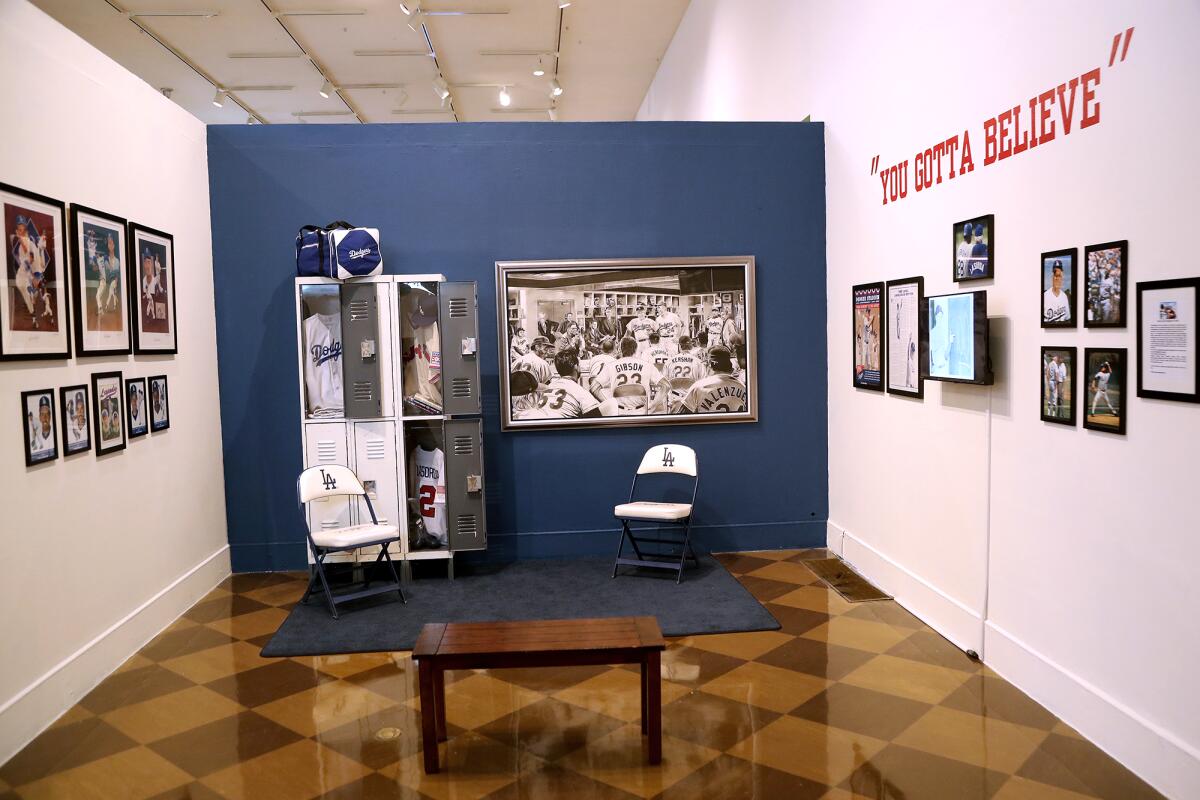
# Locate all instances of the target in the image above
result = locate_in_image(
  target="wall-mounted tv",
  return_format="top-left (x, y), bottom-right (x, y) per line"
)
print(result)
top-left (920, 289), bottom-right (994, 385)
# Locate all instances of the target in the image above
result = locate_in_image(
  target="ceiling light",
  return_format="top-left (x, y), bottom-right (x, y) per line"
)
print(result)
top-left (440, 93), bottom-right (451, 109)
top-left (498, 86), bottom-right (512, 107)
top-left (246, 115), bottom-right (255, 124)
top-left (398, 2), bottom-right (413, 13)
top-left (212, 89), bottom-right (226, 107)
top-left (549, 78), bottom-right (563, 97)
top-left (407, 11), bottom-right (424, 32)
top-left (433, 77), bottom-right (450, 101)
top-left (559, 2), bottom-right (571, 8)
top-left (548, 107), bottom-right (557, 121)
top-left (533, 55), bottom-right (546, 77)
top-left (319, 79), bottom-right (333, 98)
top-left (160, 87), bottom-right (173, 98)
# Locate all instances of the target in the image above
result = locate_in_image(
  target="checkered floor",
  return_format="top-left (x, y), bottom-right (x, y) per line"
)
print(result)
top-left (0, 549), bottom-right (1164, 799)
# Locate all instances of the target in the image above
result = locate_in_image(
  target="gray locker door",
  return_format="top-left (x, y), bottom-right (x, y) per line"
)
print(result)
top-left (341, 283), bottom-right (382, 418)
top-left (444, 418), bottom-right (486, 551)
top-left (438, 281), bottom-right (482, 416)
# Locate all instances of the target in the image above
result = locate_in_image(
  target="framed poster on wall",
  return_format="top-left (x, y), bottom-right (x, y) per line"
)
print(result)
top-left (1083, 348), bottom-right (1126, 435)
top-left (1083, 240), bottom-right (1127, 328)
top-left (60, 384), bottom-right (91, 456)
top-left (495, 256), bottom-right (757, 430)
top-left (1137, 277), bottom-right (1198, 403)
top-left (1040, 346), bottom-right (1076, 425)
top-left (1040, 248), bottom-right (1077, 328)
top-left (20, 388), bottom-right (58, 466)
top-left (953, 214), bottom-right (994, 282)
top-left (852, 281), bottom-right (884, 391)
top-left (128, 223), bottom-right (178, 354)
top-left (885, 276), bottom-right (922, 398)
top-left (70, 205), bottom-right (131, 355)
top-left (92, 371), bottom-right (126, 455)
top-left (0, 182), bottom-right (70, 360)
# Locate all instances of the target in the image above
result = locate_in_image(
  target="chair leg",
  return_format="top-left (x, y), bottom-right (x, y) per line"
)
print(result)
top-left (612, 520), bottom-right (626, 578)
top-left (300, 563), bottom-right (319, 605)
top-left (677, 519), bottom-right (694, 584)
top-left (313, 552), bottom-right (339, 620)
top-left (381, 543), bottom-right (406, 604)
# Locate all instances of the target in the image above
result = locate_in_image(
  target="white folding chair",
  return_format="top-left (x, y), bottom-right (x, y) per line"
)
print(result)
top-left (612, 444), bottom-right (699, 583)
top-left (297, 465), bottom-right (405, 619)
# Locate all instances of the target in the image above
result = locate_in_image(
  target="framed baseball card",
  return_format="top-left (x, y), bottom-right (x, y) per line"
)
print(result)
top-left (91, 371), bottom-right (126, 455)
top-left (126, 377), bottom-right (148, 439)
top-left (885, 276), bottom-right (923, 398)
top-left (495, 257), bottom-right (757, 430)
top-left (128, 223), bottom-right (177, 354)
top-left (1083, 348), bottom-right (1126, 434)
top-left (149, 375), bottom-right (170, 431)
top-left (70, 205), bottom-right (131, 355)
top-left (1040, 346), bottom-right (1076, 426)
top-left (20, 388), bottom-right (58, 466)
top-left (59, 383), bottom-right (91, 456)
top-left (1040, 248), bottom-right (1077, 328)
top-left (1137, 277), bottom-right (1199, 403)
top-left (1, 182), bottom-right (70, 360)
top-left (1083, 240), bottom-right (1127, 328)
top-left (953, 214), bottom-right (994, 282)
top-left (853, 281), bottom-right (885, 391)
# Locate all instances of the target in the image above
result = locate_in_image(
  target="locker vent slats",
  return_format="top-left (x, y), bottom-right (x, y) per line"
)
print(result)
top-left (352, 381), bottom-right (374, 401)
top-left (456, 514), bottom-right (479, 535)
top-left (321, 519), bottom-right (340, 529)
top-left (451, 377), bottom-right (472, 398)
top-left (452, 435), bottom-right (473, 455)
top-left (448, 297), bottom-right (469, 318)
top-left (365, 440), bottom-right (386, 459)
top-left (349, 299), bottom-right (371, 321)
top-left (316, 441), bottom-right (339, 462)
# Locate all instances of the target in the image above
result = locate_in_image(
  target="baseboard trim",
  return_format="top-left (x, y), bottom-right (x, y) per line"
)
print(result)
top-left (837, 527), bottom-right (984, 654)
top-left (0, 545), bottom-right (231, 766)
top-left (984, 622), bottom-right (1198, 799)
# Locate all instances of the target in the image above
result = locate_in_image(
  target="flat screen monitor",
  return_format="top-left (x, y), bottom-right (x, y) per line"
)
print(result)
top-left (920, 290), bottom-right (993, 385)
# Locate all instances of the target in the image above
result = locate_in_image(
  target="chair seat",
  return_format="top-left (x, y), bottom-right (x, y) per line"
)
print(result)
top-left (312, 523), bottom-right (400, 549)
top-left (614, 501), bottom-right (692, 521)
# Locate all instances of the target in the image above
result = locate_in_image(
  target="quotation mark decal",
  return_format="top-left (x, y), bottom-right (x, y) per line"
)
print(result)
top-left (869, 155), bottom-right (880, 176)
top-left (1108, 27), bottom-right (1134, 67)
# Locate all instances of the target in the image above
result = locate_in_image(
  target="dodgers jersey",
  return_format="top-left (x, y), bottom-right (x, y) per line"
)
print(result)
top-left (535, 377), bottom-right (601, 418)
top-left (409, 445), bottom-right (447, 543)
top-left (1095, 370), bottom-right (1111, 390)
top-left (30, 424), bottom-right (55, 455)
top-left (956, 242), bottom-right (973, 276)
top-left (609, 357), bottom-right (665, 408)
top-left (665, 352), bottom-right (707, 381)
top-left (680, 374), bottom-right (748, 413)
top-left (655, 311), bottom-right (683, 342)
top-left (705, 315), bottom-right (724, 342)
top-left (303, 313), bottom-right (344, 416)
top-left (512, 351), bottom-right (553, 386)
top-left (648, 346), bottom-right (671, 372)
top-left (402, 312), bottom-right (442, 409)
top-left (627, 316), bottom-right (656, 343)
top-left (1043, 289), bottom-right (1070, 323)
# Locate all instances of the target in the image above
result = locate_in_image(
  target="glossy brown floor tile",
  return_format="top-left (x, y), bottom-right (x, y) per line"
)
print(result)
top-left (0, 549), bottom-right (1165, 799)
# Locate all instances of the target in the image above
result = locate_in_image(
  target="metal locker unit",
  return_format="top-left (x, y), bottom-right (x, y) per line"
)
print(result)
top-left (351, 421), bottom-right (400, 558)
top-left (341, 282), bottom-right (383, 419)
top-left (444, 418), bottom-right (486, 551)
top-left (438, 282), bottom-right (482, 416)
top-left (302, 422), bottom-right (354, 564)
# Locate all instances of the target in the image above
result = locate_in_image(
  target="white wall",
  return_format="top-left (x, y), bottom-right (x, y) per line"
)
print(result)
top-left (641, 2), bottom-right (1200, 797)
top-left (0, 0), bottom-right (229, 763)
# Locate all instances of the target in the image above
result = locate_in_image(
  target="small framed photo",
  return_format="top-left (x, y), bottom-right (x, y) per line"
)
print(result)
top-left (91, 371), bottom-right (126, 455)
top-left (128, 223), bottom-right (177, 354)
top-left (1083, 240), bottom-right (1127, 327)
top-left (852, 281), bottom-right (885, 391)
top-left (149, 375), bottom-right (170, 431)
top-left (885, 276), bottom-right (923, 398)
top-left (1040, 248), bottom-right (1077, 328)
top-left (59, 384), bottom-right (91, 455)
top-left (1, 182), bottom-right (71, 360)
top-left (70, 205), bottom-right (131, 355)
top-left (1083, 348), bottom-right (1127, 435)
top-left (21, 388), bottom-right (58, 466)
top-left (1040, 347), bottom-right (1076, 425)
top-left (1137, 277), bottom-right (1199, 403)
top-left (126, 377), bottom-right (148, 439)
top-left (953, 214), bottom-right (994, 281)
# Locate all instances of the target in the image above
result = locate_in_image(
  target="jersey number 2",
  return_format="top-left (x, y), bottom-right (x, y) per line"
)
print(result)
top-left (419, 485), bottom-right (436, 518)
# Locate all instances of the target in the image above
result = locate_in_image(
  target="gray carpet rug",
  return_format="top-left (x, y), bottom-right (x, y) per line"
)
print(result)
top-left (260, 555), bottom-right (779, 657)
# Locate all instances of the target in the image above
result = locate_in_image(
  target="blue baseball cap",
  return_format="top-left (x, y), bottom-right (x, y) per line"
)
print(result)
top-left (962, 223), bottom-right (972, 235)
top-left (974, 223), bottom-right (985, 236)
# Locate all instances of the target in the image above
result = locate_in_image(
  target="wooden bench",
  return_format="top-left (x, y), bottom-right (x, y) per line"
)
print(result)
top-left (412, 616), bottom-right (666, 773)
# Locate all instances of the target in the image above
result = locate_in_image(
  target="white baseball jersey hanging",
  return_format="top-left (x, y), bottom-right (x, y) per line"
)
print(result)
top-left (402, 293), bottom-right (442, 412)
top-left (303, 312), bottom-right (344, 417)
top-left (408, 444), bottom-right (447, 545)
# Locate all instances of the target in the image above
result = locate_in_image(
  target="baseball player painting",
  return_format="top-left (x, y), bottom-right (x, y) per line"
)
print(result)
top-left (953, 216), bottom-right (994, 281)
top-left (1042, 251), bottom-right (1075, 327)
top-left (1041, 349), bottom-right (1072, 423)
top-left (675, 346), bottom-right (747, 414)
top-left (23, 392), bottom-right (57, 464)
top-left (1084, 349), bottom-right (1125, 433)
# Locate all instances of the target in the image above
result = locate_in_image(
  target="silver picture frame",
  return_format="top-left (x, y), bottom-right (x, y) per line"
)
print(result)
top-left (496, 256), bottom-right (758, 431)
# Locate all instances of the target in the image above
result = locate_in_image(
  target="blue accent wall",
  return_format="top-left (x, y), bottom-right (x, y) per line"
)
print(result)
top-left (207, 122), bottom-right (827, 572)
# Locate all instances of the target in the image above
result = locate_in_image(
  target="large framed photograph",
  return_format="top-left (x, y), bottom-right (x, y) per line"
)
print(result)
top-left (496, 257), bottom-right (757, 430)
top-left (126, 377), bottom-right (148, 438)
top-left (1137, 277), bottom-right (1198, 403)
top-left (1040, 346), bottom-right (1076, 425)
top-left (20, 388), bottom-right (58, 466)
top-left (1083, 348), bottom-right (1126, 435)
top-left (1084, 240), bottom-right (1127, 327)
top-left (128, 223), bottom-right (178, 354)
top-left (885, 276), bottom-right (922, 398)
top-left (1041, 248), bottom-right (1077, 328)
top-left (853, 282), bottom-right (884, 391)
top-left (149, 374), bottom-right (170, 431)
top-left (60, 384), bottom-right (91, 455)
top-left (1, 182), bottom-right (70, 360)
top-left (70, 205), bottom-right (130, 356)
top-left (953, 214), bottom-right (994, 282)
top-left (91, 371), bottom-right (126, 455)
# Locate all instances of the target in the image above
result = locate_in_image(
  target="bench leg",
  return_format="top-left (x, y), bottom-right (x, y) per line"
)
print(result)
top-left (418, 659), bottom-right (439, 774)
top-left (640, 660), bottom-right (648, 735)
top-left (434, 668), bottom-right (447, 742)
top-left (647, 651), bottom-right (661, 764)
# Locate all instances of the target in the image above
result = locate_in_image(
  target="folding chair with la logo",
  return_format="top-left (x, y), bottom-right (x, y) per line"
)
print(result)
top-left (612, 444), bottom-right (699, 584)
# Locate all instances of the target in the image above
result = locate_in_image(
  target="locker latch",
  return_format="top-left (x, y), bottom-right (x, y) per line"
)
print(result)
top-left (461, 337), bottom-right (477, 356)
top-left (360, 339), bottom-right (376, 359)
top-left (466, 474), bottom-right (483, 493)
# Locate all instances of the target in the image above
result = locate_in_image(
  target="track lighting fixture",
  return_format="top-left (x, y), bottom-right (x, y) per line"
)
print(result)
top-left (548, 107), bottom-right (557, 121)
top-left (407, 11), bottom-right (425, 32)
top-left (398, 2), bottom-right (413, 13)
top-left (319, 78), bottom-right (333, 98)
top-left (533, 55), bottom-right (546, 77)
top-left (246, 115), bottom-right (255, 124)
top-left (498, 85), bottom-right (512, 107)
top-left (549, 78), bottom-right (563, 97)
top-left (559, 2), bottom-right (571, 8)
top-left (212, 89), bottom-right (226, 107)
top-left (433, 76), bottom-right (450, 101)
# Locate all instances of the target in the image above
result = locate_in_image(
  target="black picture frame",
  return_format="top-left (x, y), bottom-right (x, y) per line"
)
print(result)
top-left (148, 374), bottom-right (170, 432)
top-left (20, 388), bottom-right (58, 466)
top-left (128, 223), bottom-right (178, 355)
top-left (70, 204), bottom-right (131, 356)
top-left (1083, 240), bottom-right (1128, 328)
top-left (0, 182), bottom-right (71, 361)
top-left (885, 276), bottom-right (923, 398)
top-left (1137, 277), bottom-right (1199, 403)
top-left (852, 281), bottom-right (885, 391)
top-left (1083, 348), bottom-right (1127, 435)
top-left (1040, 248), bottom-right (1077, 329)
top-left (125, 377), bottom-right (148, 439)
top-left (59, 383), bottom-right (91, 456)
top-left (91, 371), bottom-right (126, 455)
top-left (1040, 346), bottom-right (1077, 426)
top-left (952, 214), bottom-right (995, 282)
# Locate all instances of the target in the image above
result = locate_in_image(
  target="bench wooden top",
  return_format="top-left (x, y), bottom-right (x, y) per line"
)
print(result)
top-left (413, 616), bottom-right (665, 658)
